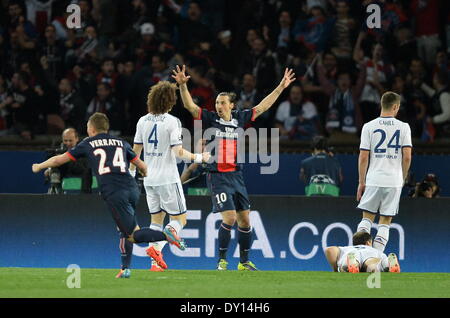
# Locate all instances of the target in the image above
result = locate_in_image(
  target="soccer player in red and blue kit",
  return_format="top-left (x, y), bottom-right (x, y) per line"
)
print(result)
top-left (172, 65), bottom-right (295, 270)
top-left (32, 112), bottom-right (186, 278)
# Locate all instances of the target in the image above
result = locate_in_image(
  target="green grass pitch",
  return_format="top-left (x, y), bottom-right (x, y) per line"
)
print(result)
top-left (0, 268), bottom-right (449, 298)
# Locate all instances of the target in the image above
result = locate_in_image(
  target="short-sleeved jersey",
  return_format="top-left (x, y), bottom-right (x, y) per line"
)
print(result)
top-left (134, 113), bottom-right (182, 186)
top-left (196, 108), bottom-right (256, 173)
top-left (359, 116), bottom-right (412, 187)
top-left (67, 133), bottom-right (138, 196)
top-left (338, 245), bottom-right (385, 266)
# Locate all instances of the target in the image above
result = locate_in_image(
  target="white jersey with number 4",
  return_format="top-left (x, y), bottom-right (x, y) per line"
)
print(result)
top-left (134, 113), bottom-right (182, 186)
top-left (360, 116), bottom-right (412, 187)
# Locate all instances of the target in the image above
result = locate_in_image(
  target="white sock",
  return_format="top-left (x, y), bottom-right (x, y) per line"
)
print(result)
top-left (357, 218), bottom-right (373, 234)
top-left (149, 223), bottom-right (167, 251)
top-left (373, 224), bottom-right (390, 252)
top-left (165, 219), bottom-right (183, 236)
top-left (380, 255), bottom-right (389, 272)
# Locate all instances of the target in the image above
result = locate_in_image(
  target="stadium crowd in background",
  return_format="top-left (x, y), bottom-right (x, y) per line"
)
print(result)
top-left (0, 0), bottom-right (449, 141)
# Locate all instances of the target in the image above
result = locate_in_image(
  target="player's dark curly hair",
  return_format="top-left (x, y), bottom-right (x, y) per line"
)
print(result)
top-left (147, 81), bottom-right (178, 115)
top-left (352, 231), bottom-right (372, 246)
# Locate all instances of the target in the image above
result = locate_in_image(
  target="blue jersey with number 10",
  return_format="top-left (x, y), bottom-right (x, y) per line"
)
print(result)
top-left (67, 133), bottom-right (138, 197)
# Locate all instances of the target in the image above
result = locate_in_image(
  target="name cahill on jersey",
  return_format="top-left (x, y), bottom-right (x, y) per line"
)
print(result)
top-left (378, 119), bottom-right (394, 126)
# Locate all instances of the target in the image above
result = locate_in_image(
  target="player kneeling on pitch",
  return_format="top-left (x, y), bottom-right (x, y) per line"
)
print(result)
top-left (324, 231), bottom-right (401, 273)
top-left (32, 113), bottom-right (186, 279)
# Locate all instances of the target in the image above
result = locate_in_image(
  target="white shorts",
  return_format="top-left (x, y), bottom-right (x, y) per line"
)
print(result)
top-left (145, 182), bottom-right (186, 215)
top-left (357, 186), bottom-right (402, 216)
top-left (337, 246), bottom-right (387, 270)
top-left (357, 248), bottom-right (387, 266)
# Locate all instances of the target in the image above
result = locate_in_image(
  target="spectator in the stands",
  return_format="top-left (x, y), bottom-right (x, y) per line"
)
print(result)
top-left (391, 75), bottom-right (426, 138)
top-left (235, 73), bottom-right (263, 111)
top-left (299, 136), bottom-right (343, 196)
top-left (0, 74), bottom-right (10, 135)
top-left (292, 5), bottom-right (332, 53)
top-left (356, 42), bottom-right (394, 123)
top-left (177, 1), bottom-right (213, 53)
top-left (86, 82), bottom-right (123, 135)
top-left (392, 26), bottom-right (417, 75)
top-left (275, 84), bottom-right (321, 140)
top-left (239, 37), bottom-right (277, 94)
top-left (410, 0), bottom-right (442, 66)
top-left (96, 58), bottom-right (118, 89)
top-left (329, 0), bottom-right (357, 61)
top-left (210, 30), bottom-right (236, 90)
top-left (318, 58), bottom-right (366, 135)
top-left (4, 71), bottom-right (40, 139)
top-left (133, 22), bottom-right (159, 71)
top-left (39, 24), bottom-right (65, 81)
top-left (420, 70), bottom-right (450, 137)
top-left (235, 73), bottom-right (265, 128)
top-left (273, 10), bottom-right (293, 52)
top-left (151, 53), bottom-right (171, 83)
top-left (55, 78), bottom-right (87, 133)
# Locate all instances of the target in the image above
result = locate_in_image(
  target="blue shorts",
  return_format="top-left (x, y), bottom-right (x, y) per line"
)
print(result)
top-left (104, 187), bottom-right (140, 236)
top-left (207, 171), bottom-right (251, 213)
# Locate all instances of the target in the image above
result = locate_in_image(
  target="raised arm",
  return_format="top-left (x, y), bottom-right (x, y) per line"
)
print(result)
top-left (172, 65), bottom-right (201, 119)
top-left (252, 68), bottom-right (296, 119)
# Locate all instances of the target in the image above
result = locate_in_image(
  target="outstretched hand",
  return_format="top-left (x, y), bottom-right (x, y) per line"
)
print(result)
top-left (172, 65), bottom-right (191, 85)
top-left (279, 68), bottom-right (296, 90)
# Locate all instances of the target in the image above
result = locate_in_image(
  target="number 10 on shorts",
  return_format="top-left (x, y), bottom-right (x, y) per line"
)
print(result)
top-left (216, 193), bottom-right (227, 204)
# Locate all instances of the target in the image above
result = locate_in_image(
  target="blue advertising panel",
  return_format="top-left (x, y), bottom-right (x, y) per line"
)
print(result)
top-left (1, 195), bottom-right (448, 272)
top-left (1, 151), bottom-right (449, 196)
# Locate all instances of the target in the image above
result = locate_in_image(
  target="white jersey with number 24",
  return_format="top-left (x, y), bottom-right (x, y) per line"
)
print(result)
top-left (359, 116), bottom-right (412, 187)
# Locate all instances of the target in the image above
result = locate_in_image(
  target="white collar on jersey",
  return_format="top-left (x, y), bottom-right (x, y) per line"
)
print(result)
top-left (215, 117), bottom-right (239, 127)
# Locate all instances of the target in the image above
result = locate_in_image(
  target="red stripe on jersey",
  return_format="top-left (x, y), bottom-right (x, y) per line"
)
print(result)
top-left (66, 152), bottom-right (76, 161)
top-left (217, 138), bottom-right (237, 172)
top-left (251, 107), bottom-right (257, 122)
top-left (195, 107), bottom-right (203, 120)
top-left (130, 155), bottom-right (139, 162)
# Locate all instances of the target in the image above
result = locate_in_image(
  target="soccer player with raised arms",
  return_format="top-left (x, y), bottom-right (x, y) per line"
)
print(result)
top-left (356, 91), bottom-right (412, 252)
top-left (172, 65), bottom-right (295, 270)
top-left (131, 81), bottom-right (210, 272)
top-left (32, 112), bottom-right (186, 278)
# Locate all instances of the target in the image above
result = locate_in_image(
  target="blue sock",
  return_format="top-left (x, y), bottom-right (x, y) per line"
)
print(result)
top-left (218, 222), bottom-right (233, 260)
top-left (238, 226), bottom-right (252, 263)
top-left (119, 232), bottom-right (133, 270)
top-left (133, 227), bottom-right (166, 243)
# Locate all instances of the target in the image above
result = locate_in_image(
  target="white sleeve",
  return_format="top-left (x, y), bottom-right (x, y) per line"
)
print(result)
top-left (359, 124), bottom-right (371, 151)
top-left (402, 123), bottom-right (412, 148)
top-left (169, 118), bottom-right (182, 147)
top-left (302, 101), bottom-right (318, 119)
top-left (432, 92), bottom-right (450, 124)
top-left (133, 118), bottom-right (144, 144)
top-left (275, 102), bottom-right (289, 123)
